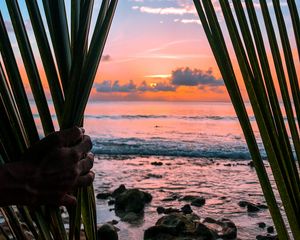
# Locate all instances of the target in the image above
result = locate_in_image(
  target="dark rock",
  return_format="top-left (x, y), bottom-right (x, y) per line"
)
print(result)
top-left (108, 199), bottom-right (115, 205)
top-left (258, 222), bottom-right (266, 228)
top-left (248, 161), bottom-right (255, 168)
top-left (163, 208), bottom-right (181, 214)
top-left (247, 203), bottom-right (260, 212)
top-left (181, 204), bottom-right (193, 214)
top-left (112, 185), bottom-right (127, 198)
top-left (146, 173), bottom-right (163, 179)
top-left (238, 200), bottom-right (250, 207)
top-left (257, 204), bottom-right (268, 209)
top-left (256, 235), bottom-right (278, 240)
top-left (151, 161), bottom-right (163, 166)
top-left (162, 194), bottom-right (179, 202)
top-left (162, 197), bottom-right (176, 202)
top-left (267, 226), bottom-right (274, 233)
top-left (157, 206), bottom-right (165, 214)
top-left (107, 220), bottom-right (119, 225)
top-left (179, 195), bottom-right (198, 201)
top-left (224, 163), bottom-right (232, 166)
top-left (96, 192), bottom-right (111, 199)
top-left (144, 213), bottom-right (236, 240)
top-left (191, 197), bottom-right (206, 207)
top-left (115, 188), bottom-right (152, 214)
top-left (97, 224), bottom-right (118, 240)
top-left (203, 217), bottom-right (237, 239)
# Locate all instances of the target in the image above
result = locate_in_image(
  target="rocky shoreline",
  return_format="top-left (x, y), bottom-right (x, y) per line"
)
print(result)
top-left (96, 184), bottom-right (277, 240)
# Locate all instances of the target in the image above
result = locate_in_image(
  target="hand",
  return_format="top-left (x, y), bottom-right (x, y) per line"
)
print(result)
top-left (0, 126), bottom-right (94, 206)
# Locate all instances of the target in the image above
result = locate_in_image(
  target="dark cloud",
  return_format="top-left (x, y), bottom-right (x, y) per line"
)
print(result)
top-left (95, 80), bottom-right (176, 93)
top-left (171, 67), bottom-right (224, 87)
top-left (102, 55), bottom-right (112, 61)
top-left (95, 80), bottom-right (136, 93)
top-left (4, 20), bottom-right (32, 32)
top-left (138, 81), bottom-right (176, 92)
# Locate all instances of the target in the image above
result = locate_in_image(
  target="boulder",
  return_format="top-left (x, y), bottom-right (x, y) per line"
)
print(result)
top-left (115, 188), bottom-right (152, 214)
top-left (96, 192), bottom-right (111, 199)
top-left (267, 226), bottom-right (274, 234)
top-left (247, 203), bottom-right (260, 213)
top-left (144, 213), bottom-right (237, 240)
top-left (191, 197), bottom-right (206, 207)
top-left (112, 185), bottom-right (127, 198)
top-left (258, 222), bottom-right (266, 228)
top-left (256, 235), bottom-right (278, 240)
top-left (97, 224), bottom-right (118, 240)
top-left (144, 213), bottom-right (216, 240)
top-left (181, 204), bottom-right (193, 214)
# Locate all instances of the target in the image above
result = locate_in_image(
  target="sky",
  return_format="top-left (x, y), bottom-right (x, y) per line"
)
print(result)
top-left (0, 0), bottom-right (299, 101)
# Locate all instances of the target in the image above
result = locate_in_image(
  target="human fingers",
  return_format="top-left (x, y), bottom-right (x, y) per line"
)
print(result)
top-left (78, 152), bottom-right (94, 175)
top-left (75, 171), bottom-right (95, 187)
top-left (25, 127), bottom-right (84, 160)
top-left (70, 135), bottom-right (92, 159)
top-left (55, 126), bottom-right (84, 147)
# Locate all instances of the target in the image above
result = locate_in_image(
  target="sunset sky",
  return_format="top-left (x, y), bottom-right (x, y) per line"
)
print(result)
top-left (0, 0), bottom-right (299, 101)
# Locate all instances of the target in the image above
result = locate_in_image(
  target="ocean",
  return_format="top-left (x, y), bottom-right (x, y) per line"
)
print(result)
top-left (83, 101), bottom-right (264, 160)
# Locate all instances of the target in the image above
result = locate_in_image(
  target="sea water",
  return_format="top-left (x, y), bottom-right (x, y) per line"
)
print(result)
top-left (34, 101), bottom-right (278, 239)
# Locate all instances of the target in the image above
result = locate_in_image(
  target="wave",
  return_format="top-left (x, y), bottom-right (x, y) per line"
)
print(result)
top-left (91, 137), bottom-right (266, 160)
top-left (84, 114), bottom-right (251, 121)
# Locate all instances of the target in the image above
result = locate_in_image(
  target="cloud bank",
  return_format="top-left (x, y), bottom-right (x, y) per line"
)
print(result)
top-left (94, 80), bottom-right (176, 93)
top-left (171, 67), bottom-right (224, 91)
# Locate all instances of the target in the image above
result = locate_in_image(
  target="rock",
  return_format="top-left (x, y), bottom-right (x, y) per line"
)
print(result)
top-left (151, 161), bottom-right (163, 166)
top-left (238, 200), bottom-right (250, 207)
top-left (162, 197), bottom-right (176, 202)
top-left (247, 203), bottom-right (260, 212)
top-left (112, 185), bottom-right (127, 198)
top-left (238, 201), bottom-right (265, 212)
top-left (191, 197), bottom-right (206, 207)
top-left (115, 188), bottom-right (152, 214)
top-left (224, 163), bottom-right (232, 166)
top-left (162, 194), bottom-right (179, 202)
top-left (144, 213), bottom-right (216, 240)
top-left (181, 204), bottom-right (193, 214)
top-left (267, 226), bottom-right (274, 233)
top-left (144, 213), bottom-right (237, 240)
top-left (157, 206), bottom-right (165, 214)
top-left (163, 208), bottom-right (181, 214)
top-left (258, 222), bottom-right (266, 228)
top-left (96, 192), bottom-right (111, 199)
top-left (257, 204), bottom-right (268, 209)
top-left (107, 220), bottom-right (119, 225)
top-left (256, 235), bottom-right (278, 240)
top-left (146, 173), bottom-right (163, 179)
top-left (248, 161), bottom-right (255, 168)
top-left (97, 224), bottom-right (118, 240)
top-left (203, 217), bottom-right (237, 239)
top-left (179, 195), bottom-right (198, 201)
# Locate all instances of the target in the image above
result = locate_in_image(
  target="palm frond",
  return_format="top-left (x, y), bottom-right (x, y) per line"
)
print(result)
top-left (193, 0), bottom-right (300, 238)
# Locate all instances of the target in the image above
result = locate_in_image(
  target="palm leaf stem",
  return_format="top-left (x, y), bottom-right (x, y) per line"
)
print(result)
top-left (6, 0), bottom-right (54, 136)
top-left (0, 13), bottom-right (39, 144)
